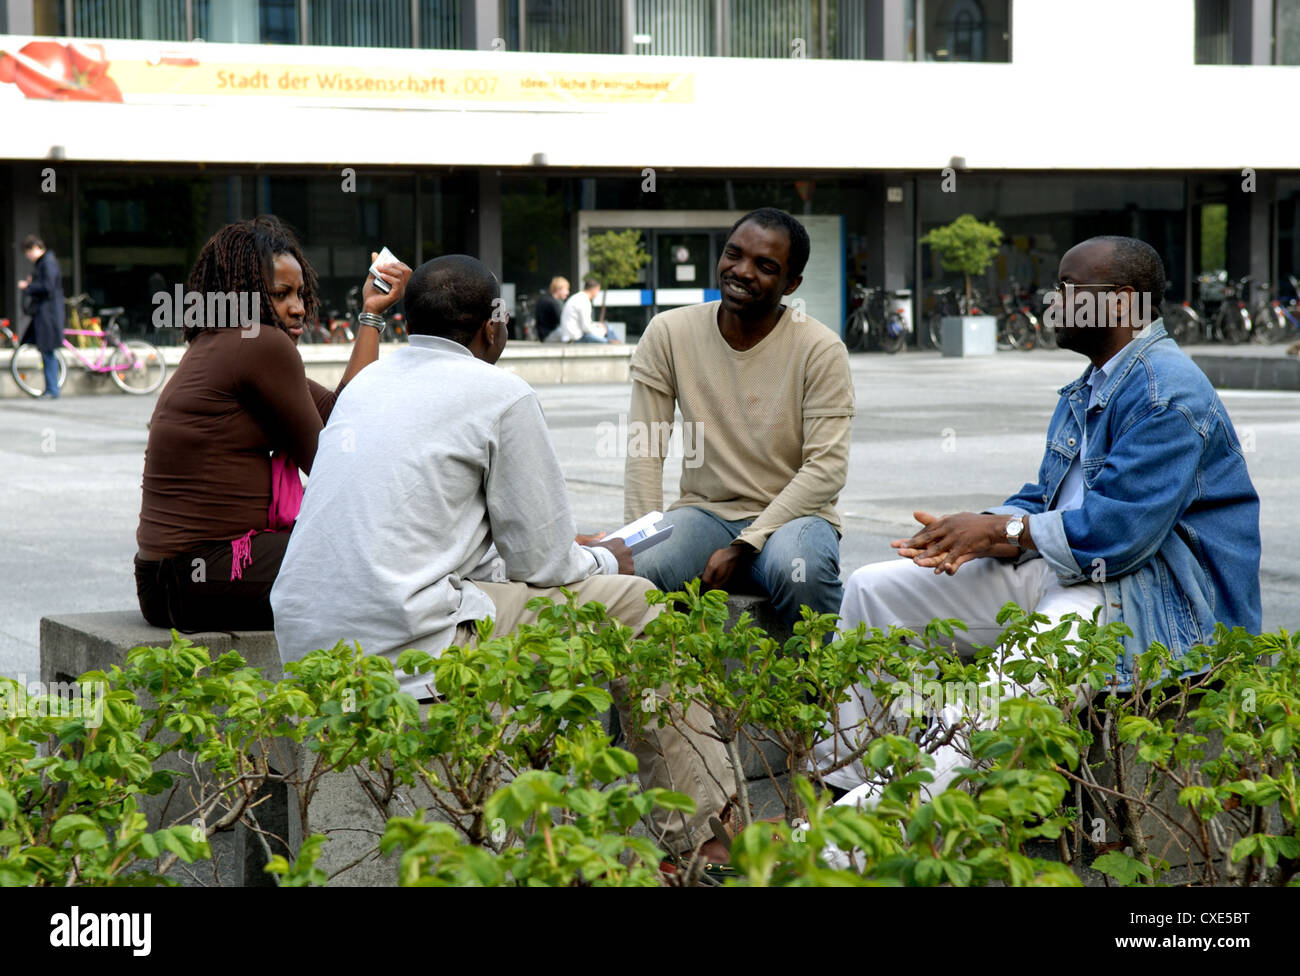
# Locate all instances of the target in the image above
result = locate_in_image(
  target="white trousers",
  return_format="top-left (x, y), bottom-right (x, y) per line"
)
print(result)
top-left (813, 556), bottom-right (1104, 803)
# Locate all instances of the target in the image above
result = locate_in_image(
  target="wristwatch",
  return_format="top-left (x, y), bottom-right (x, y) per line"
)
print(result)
top-left (357, 311), bottom-right (386, 334)
top-left (1005, 516), bottom-right (1025, 549)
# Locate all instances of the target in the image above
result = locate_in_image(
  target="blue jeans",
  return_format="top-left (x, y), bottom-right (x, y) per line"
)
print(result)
top-left (42, 350), bottom-right (60, 397)
top-left (577, 333), bottom-right (611, 343)
top-left (631, 507), bottom-right (844, 627)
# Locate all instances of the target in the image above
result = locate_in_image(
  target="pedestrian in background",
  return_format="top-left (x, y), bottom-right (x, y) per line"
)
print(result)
top-left (535, 276), bottom-right (568, 341)
top-left (17, 234), bottom-right (64, 398)
top-left (547, 277), bottom-right (611, 343)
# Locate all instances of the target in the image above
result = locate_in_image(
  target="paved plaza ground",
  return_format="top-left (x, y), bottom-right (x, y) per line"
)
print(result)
top-left (2, 346), bottom-right (1297, 679)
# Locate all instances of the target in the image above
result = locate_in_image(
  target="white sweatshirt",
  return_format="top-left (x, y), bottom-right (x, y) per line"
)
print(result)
top-left (271, 334), bottom-right (615, 694)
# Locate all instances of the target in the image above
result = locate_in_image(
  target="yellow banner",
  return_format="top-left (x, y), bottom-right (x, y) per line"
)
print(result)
top-left (106, 60), bottom-right (694, 105)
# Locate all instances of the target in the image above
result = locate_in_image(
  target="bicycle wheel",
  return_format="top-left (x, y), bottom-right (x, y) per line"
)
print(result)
top-left (1036, 313), bottom-right (1057, 349)
top-left (842, 311), bottom-right (868, 352)
top-left (10, 345), bottom-right (65, 397)
top-left (927, 314), bottom-right (946, 350)
top-left (1004, 311), bottom-right (1036, 351)
top-left (1159, 304), bottom-right (1190, 343)
top-left (110, 340), bottom-right (166, 394)
top-left (1216, 304), bottom-right (1249, 344)
top-left (1251, 303), bottom-right (1284, 343)
top-left (878, 314), bottom-right (906, 354)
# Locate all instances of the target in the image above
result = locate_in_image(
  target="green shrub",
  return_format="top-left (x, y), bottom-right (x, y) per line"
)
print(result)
top-left (2, 587), bottom-right (1295, 887)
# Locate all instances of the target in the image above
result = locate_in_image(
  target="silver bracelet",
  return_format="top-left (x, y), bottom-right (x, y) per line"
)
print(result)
top-left (356, 311), bottom-right (386, 333)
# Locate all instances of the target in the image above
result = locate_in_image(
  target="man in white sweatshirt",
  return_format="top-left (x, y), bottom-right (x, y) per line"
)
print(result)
top-left (271, 254), bottom-right (733, 858)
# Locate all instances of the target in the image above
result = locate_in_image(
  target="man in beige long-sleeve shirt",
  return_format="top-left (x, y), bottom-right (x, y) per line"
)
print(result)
top-left (624, 208), bottom-right (854, 625)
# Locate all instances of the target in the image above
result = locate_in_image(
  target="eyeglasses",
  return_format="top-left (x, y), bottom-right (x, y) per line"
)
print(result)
top-left (1054, 281), bottom-right (1119, 293)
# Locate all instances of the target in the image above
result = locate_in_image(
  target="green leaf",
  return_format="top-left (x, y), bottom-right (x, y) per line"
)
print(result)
top-left (51, 814), bottom-right (97, 844)
top-left (0, 789), bottom-right (16, 821)
top-left (1092, 851), bottom-right (1151, 886)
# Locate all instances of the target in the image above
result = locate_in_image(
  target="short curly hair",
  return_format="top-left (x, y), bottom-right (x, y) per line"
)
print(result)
top-left (184, 215), bottom-right (319, 343)
top-left (728, 207), bottom-right (811, 280)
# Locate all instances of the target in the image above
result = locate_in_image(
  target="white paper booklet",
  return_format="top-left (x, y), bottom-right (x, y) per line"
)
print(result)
top-left (609, 511), bottom-right (674, 555)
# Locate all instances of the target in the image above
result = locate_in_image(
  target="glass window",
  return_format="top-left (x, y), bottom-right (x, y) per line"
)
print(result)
top-left (1276, 178), bottom-right (1300, 297)
top-left (1195, 0), bottom-right (1232, 64)
top-left (827, 0), bottom-right (869, 59)
top-left (923, 0), bottom-right (1010, 62)
top-left (728, 0), bottom-right (813, 58)
top-left (260, 0), bottom-right (299, 44)
top-left (505, 0), bottom-right (623, 54)
top-left (308, 0), bottom-right (412, 47)
top-left (32, 0), bottom-right (68, 35)
top-left (255, 171), bottom-right (417, 312)
top-left (71, 0), bottom-right (189, 41)
top-left (420, 0), bottom-right (462, 49)
top-left (632, 0), bottom-right (714, 56)
top-left (918, 174), bottom-right (1186, 307)
top-left (500, 175), bottom-right (576, 300)
top-left (1276, 0), bottom-right (1300, 64)
top-left (197, 0), bottom-right (302, 43)
top-left (43, 167), bottom-right (421, 340)
top-left (418, 172), bottom-right (472, 260)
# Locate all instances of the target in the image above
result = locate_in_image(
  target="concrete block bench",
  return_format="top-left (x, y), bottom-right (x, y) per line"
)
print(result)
top-left (39, 612), bottom-right (296, 887)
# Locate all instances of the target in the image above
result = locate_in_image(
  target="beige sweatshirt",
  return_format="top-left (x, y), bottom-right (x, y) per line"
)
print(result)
top-left (624, 301), bottom-right (855, 551)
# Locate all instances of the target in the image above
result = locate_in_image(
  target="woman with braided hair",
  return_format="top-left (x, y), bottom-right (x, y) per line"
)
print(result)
top-left (135, 215), bottom-right (411, 631)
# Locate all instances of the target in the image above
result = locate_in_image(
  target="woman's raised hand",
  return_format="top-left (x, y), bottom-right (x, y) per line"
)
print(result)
top-left (362, 252), bottom-right (413, 314)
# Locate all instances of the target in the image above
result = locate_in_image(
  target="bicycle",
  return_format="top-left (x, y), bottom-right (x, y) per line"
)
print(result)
top-left (1249, 275), bottom-right (1300, 345)
top-left (64, 293), bottom-right (100, 349)
top-left (983, 281), bottom-right (1041, 351)
top-left (10, 306), bottom-right (166, 396)
top-left (1212, 275), bottom-right (1254, 344)
top-left (925, 287), bottom-right (966, 349)
top-left (844, 283), bottom-right (907, 353)
top-left (1158, 280), bottom-right (1200, 344)
top-left (0, 316), bottom-right (18, 348)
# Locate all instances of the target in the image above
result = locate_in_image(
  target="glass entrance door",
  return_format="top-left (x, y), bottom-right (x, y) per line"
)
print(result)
top-left (654, 231), bottom-right (715, 296)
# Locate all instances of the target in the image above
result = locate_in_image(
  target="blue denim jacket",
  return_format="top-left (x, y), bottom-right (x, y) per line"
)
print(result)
top-left (986, 322), bottom-right (1261, 688)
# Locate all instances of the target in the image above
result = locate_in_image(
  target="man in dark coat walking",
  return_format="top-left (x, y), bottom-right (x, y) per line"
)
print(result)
top-left (18, 234), bottom-right (64, 398)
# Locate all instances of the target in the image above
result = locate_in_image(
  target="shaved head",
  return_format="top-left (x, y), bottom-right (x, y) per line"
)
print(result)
top-left (406, 255), bottom-right (500, 345)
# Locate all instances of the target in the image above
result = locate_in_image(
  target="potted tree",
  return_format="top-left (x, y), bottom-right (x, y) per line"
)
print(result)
top-left (586, 229), bottom-right (650, 341)
top-left (921, 214), bottom-right (1003, 356)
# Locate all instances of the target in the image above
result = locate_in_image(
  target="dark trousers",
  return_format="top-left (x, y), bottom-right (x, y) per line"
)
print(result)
top-left (135, 532), bottom-right (292, 633)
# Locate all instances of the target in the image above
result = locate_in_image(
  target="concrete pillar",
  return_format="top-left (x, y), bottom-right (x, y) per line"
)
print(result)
top-left (1227, 171), bottom-right (1274, 305)
top-left (622, 0), bottom-right (635, 54)
top-left (866, 0), bottom-right (907, 60)
top-left (4, 0), bottom-right (34, 33)
top-left (862, 174), bottom-right (908, 293)
top-left (1229, 0), bottom-right (1274, 63)
top-left (204, 0), bottom-right (259, 42)
top-left (462, 0), bottom-right (501, 51)
top-left (469, 170), bottom-right (503, 278)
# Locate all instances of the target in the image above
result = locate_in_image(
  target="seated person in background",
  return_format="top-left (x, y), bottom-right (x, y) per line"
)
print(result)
top-left (134, 215), bottom-right (409, 632)
top-left (534, 275), bottom-right (568, 341)
top-left (815, 236), bottom-right (1261, 804)
top-left (271, 254), bottom-right (735, 861)
top-left (625, 207), bottom-right (854, 629)
top-left (546, 277), bottom-right (610, 343)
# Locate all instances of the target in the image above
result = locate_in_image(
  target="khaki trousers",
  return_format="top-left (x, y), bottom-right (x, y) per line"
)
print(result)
top-left (458, 575), bottom-right (736, 856)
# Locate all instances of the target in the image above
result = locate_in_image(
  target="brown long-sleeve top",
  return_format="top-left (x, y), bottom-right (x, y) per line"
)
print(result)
top-left (136, 325), bottom-right (334, 560)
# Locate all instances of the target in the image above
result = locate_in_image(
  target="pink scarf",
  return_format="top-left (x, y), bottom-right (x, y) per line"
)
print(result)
top-left (230, 452), bottom-right (303, 581)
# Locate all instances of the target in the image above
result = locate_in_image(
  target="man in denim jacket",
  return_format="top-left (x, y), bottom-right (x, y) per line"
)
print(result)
top-left (816, 236), bottom-right (1261, 800)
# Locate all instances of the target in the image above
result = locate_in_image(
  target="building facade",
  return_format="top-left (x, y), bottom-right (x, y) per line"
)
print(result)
top-left (2, 0), bottom-right (1298, 342)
